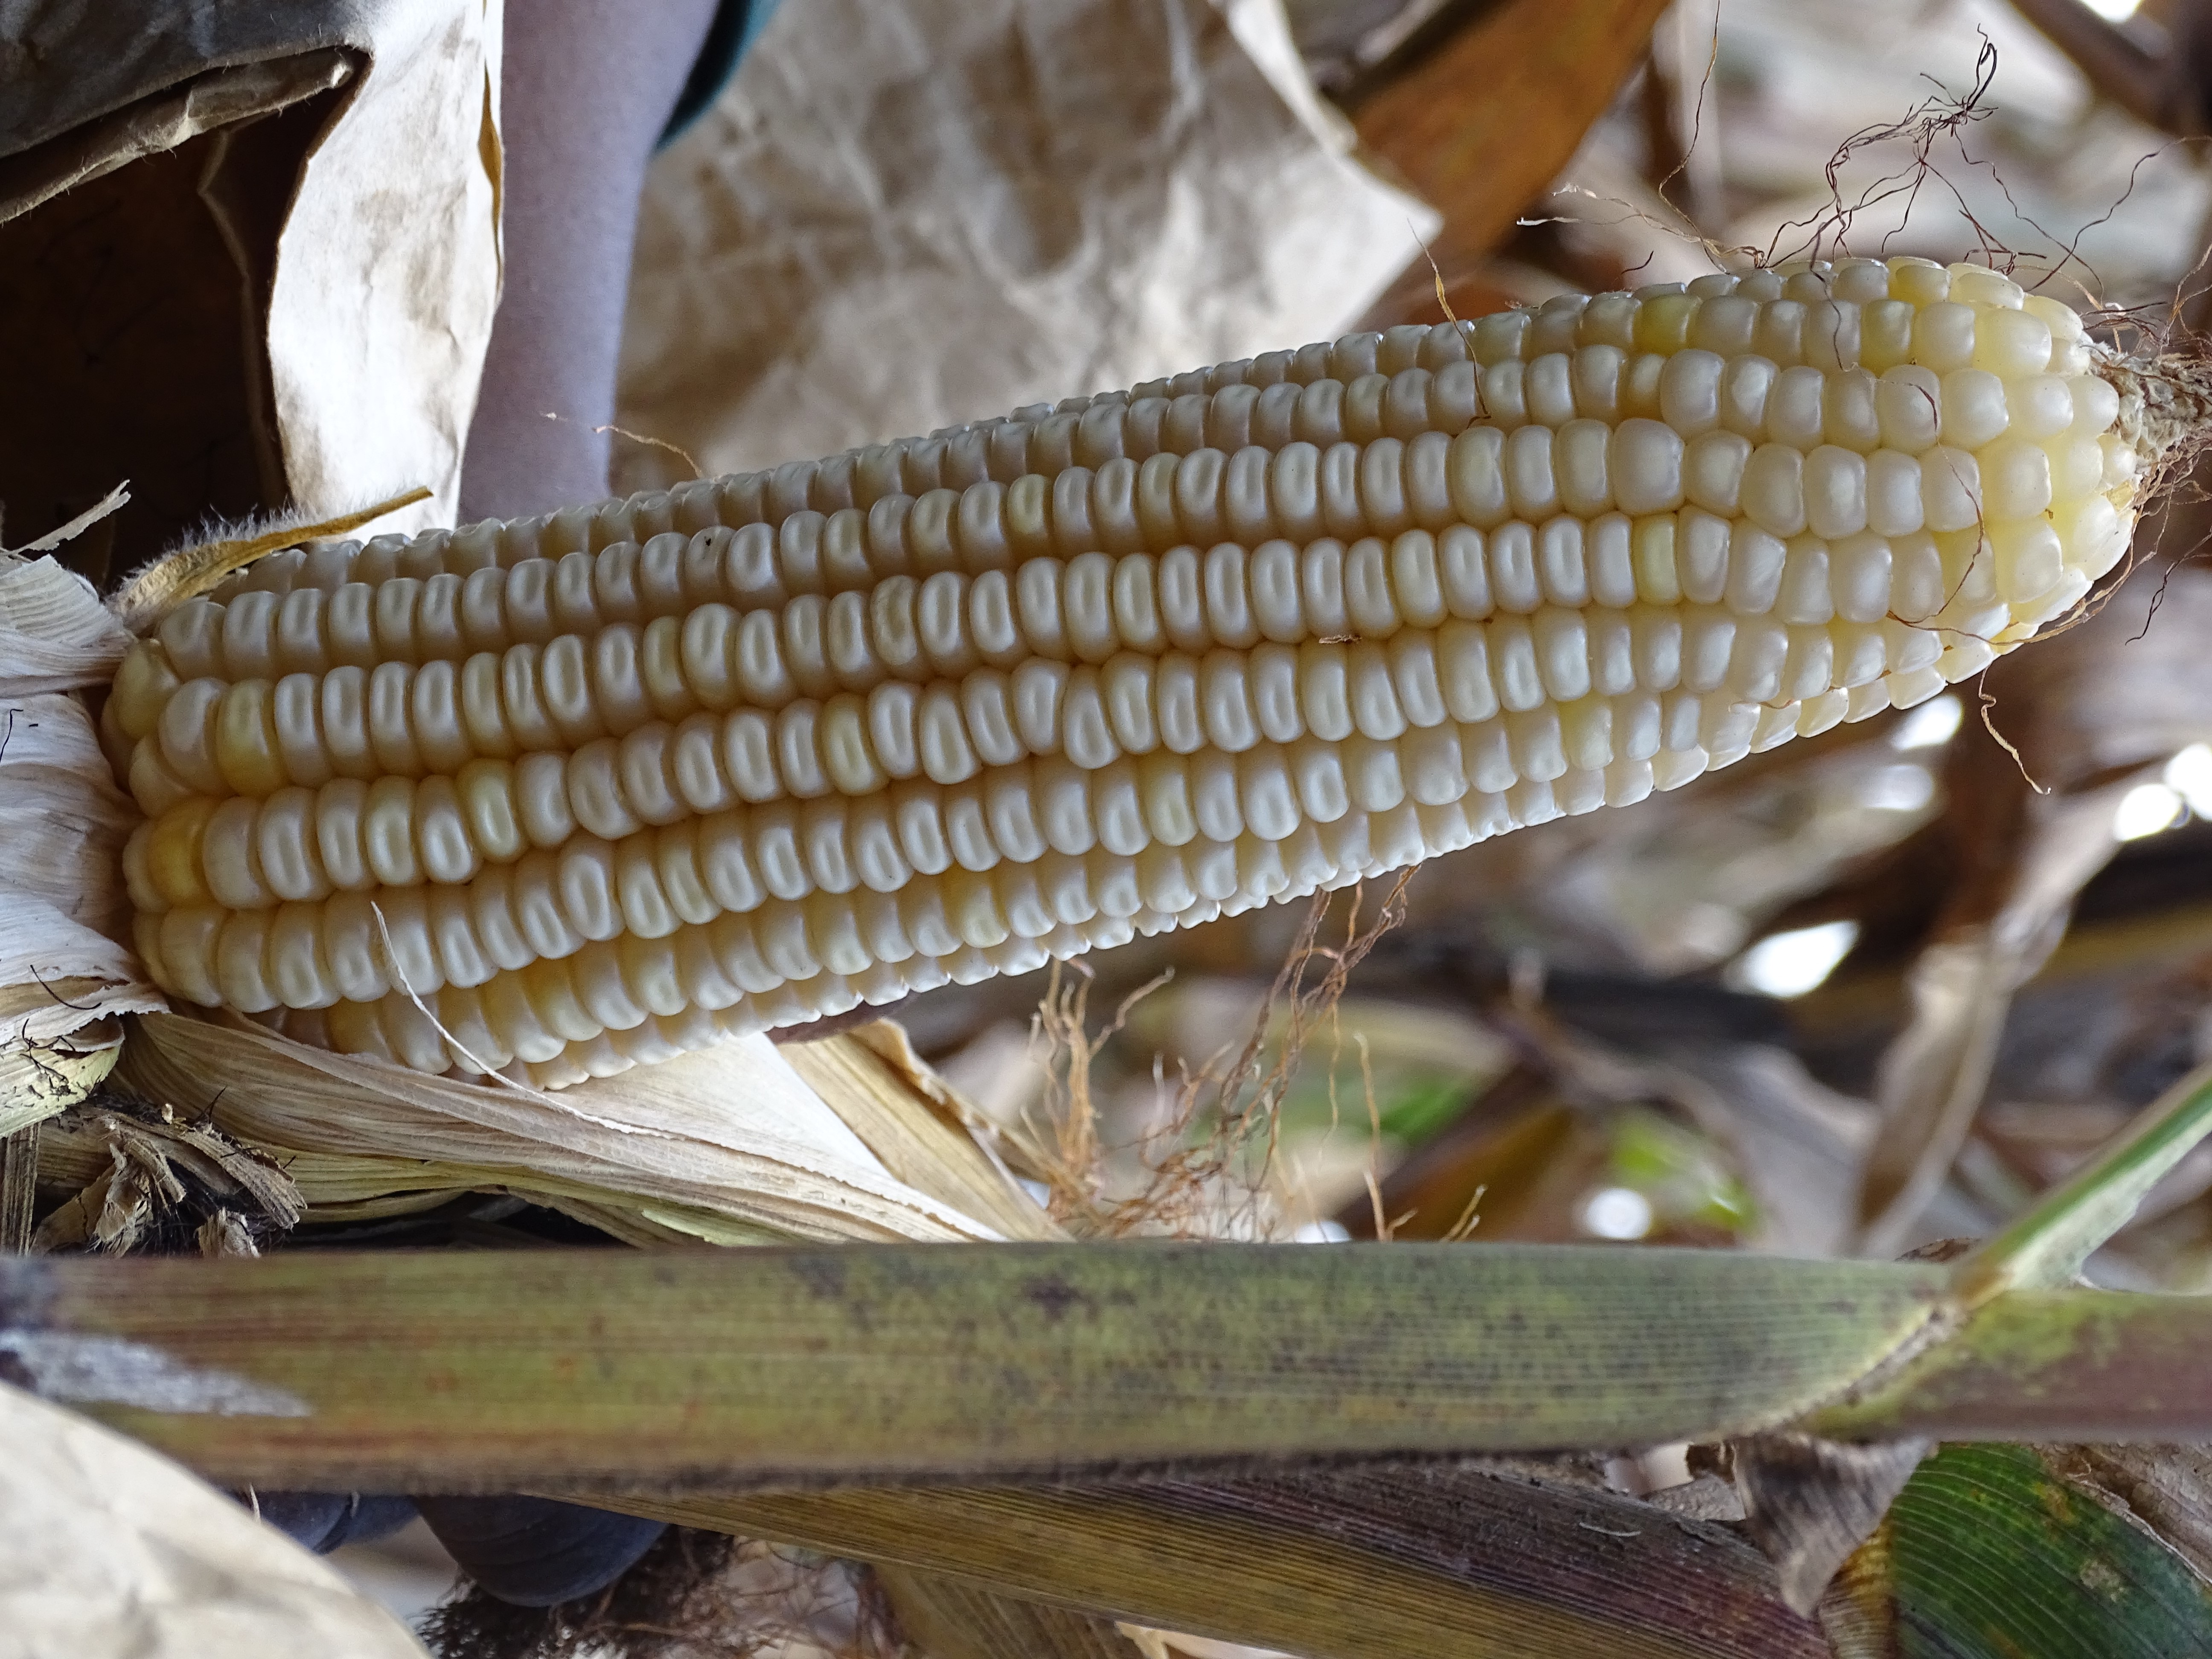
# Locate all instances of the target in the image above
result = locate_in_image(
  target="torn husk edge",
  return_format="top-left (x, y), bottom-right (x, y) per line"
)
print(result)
top-left (101, 1010), bottom-right (1017, 1246)
top-left (0, 551), bottom-right (162, 1135)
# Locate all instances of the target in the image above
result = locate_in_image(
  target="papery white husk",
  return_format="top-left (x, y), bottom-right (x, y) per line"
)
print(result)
top-left (0, 554), bottom-right (165, 1135)
top-left (0, 1379), bottom-right (431, 1658)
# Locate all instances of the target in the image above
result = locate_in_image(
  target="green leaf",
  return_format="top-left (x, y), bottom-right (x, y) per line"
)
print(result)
top-left (1953, 1060), bottom-right (2212, 1301)
top-left (14, 1247), bottom-right (2212, 1491)
top-left (1374, 1073), bottom-right (1477, 1144)
top-left (1828, 1444), bottom-right (2212, 1658)
top-left (0, 1243), bottom-right (1944, 1489)
top-left (1802, 1287), bottom-right (2212, 1443)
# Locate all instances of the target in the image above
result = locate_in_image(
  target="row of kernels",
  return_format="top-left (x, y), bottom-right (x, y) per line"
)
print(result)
top-left (1654, 357), bottom-right (2099, 457)
top-left (238, 735), bottom-right (1883, 1078)
top-left (176, 512), bottom-right (951, 684)
top-left (128, 763), bottom-right (511, 913)
top-left (835, 428), bottom-right (1704, 584)
top-left (121, 505), bottom-right (2002, 818)
top-left (1445, 420), bottom-right (1685, 525)
top-left (1462, 420), bottom-right (2058, 536)
top-left (141, 709), bottom-right (1713, 1017)
top-left (1471, 348), bottom-right (1666, 430)
top-left (163, 534), bottom-right (731, 683)
top-left (1131, 322), bottom-right (1479, 400)
top-left (203, 274), bottom-right (2095, 604)
top-left (416, 846), bottom-right (1276, 1065)
top-left (139, 621), bottom-right (693, 805)
top-left (1067, 364), bottom-right (1490, 461)
top-left (1688, 432), bottom-right (1979, 538)
top-left (178, 836), bottom-right (1208, 1043)
top-left (137, 646), bottom-right (1761, 929)
top-left (769, 439), bottom-right (1476, 588)
top-left (181, 362), bottom-right (2119, 664)
top-left (657, 631), bottom-right (1760, 793)
top-left (173, 755), bottom-right (1723, 1072)
top-left (1699, 296), bottom-right (1892, 374)
top-left (133, 586), bottom-right (1928, 919)
top-left (1465, 274), bottom-right (1889, 364)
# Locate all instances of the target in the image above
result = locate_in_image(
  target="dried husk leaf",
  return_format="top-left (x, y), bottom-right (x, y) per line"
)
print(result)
top-left (0, 1378), bottom-right (428, 1658)
top-left (0, 553), bottom-right (134, 689)
top-left (1733, 1432), bottom-right (1931, 1615)
top-left (0, 554), bottom-right (164, 1133)
top-left (780, 1026), bottom-right (1060, 1243)
top-left (29, 1108), bottom-right (303, 1254)
top-left (878, 1565), bottom-right (1149, 1659)
top-left (2048, 1445), bottom-right (2212, 1581)
top-left (115, 1011), bottom-right (1006, 1245)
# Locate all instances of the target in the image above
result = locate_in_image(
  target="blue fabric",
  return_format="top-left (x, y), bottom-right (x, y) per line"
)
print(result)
top-left (251, 1492), bottom-right (419, 1554)
top-left (415, 1495), bottom-right (669, 1607)
top-left (659, 0), bottom-right (785, 146)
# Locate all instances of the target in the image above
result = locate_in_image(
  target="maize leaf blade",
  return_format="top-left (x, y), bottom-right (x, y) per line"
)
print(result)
top-left (873, 1567), bottom-right (1149, 1659)
top-left (1827, 1444), bottom-right (2212, 1658)
top-left (15, 1247), bottom-right (2212, 1654)
top-left (1804, 1286), bottom-right (2212, 1443)
top-left (634, 1467), bottom-right (1831, 1659)
top-left (1952, 1058), bottom-right (2212, 1300)
top-left (1, 1243), bottom-right (1948, 1487)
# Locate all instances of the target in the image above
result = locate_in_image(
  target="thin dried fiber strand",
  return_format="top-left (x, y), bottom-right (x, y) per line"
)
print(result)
top-left (3, 482), bottom-right (130, 557)
top-left (108, 486), bottom-right (431, 634)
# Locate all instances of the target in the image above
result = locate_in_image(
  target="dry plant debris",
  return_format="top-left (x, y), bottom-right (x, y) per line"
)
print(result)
top-left (420, 1534), bottom-right (899, 1659)
top-left (18, 3), bottom-right (2212, 1656)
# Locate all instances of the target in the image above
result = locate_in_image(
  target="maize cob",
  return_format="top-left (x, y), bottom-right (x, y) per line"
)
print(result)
top-left (105, 257), bottom-right (2172, 1089)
